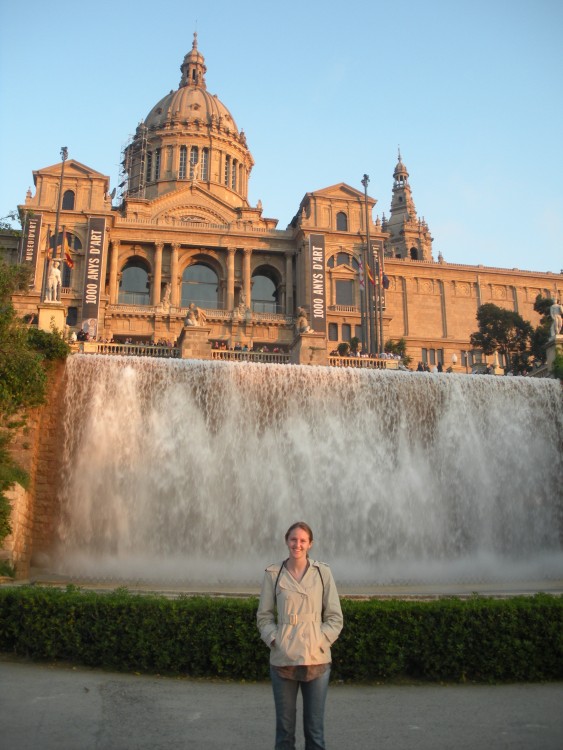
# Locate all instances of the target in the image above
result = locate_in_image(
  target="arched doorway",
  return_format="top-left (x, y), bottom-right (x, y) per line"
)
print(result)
top-left (252, 269), bottom-right (280, 313)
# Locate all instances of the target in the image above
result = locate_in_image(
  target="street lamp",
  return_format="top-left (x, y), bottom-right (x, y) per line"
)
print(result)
top-left (42, 147), bottom-right (68, 302)
top-left (361, 174), bottom-right (377, 354)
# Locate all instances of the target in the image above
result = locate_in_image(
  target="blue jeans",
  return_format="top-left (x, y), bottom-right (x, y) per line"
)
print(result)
top-left (270, 665), bottom-right (331, 750)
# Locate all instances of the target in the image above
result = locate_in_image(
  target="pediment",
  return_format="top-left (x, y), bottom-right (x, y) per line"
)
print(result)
top-left (151, 185), bottom-right (236, 225)
top-left (33, 159), bottom-right (108, 182)
top-left (309, 183), bottom-right (366, 202)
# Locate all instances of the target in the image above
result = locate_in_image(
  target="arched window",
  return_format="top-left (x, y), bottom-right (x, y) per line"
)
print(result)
top-left (179, 146), bottom-right (187, 179)
top-left (201, 148), bottom-right (209, 181)
top-left (410, 247), bottom-right (419, 260)
top-left (336, 212), bottom-right (348, 231)
top-left (181, 263), bottom-right (219, 308)
top-left (337, 252), bottom-right (350, 266)
top-left (231, 159), bottom-right (237, 190)
top-left (154, 149), bottom-right (161, 180)
top-left (251, 273), bottom-right (278, 313)
top-left (146, 151), bottom-right (153, 182)
top-left (62, 263), bottom-right (72, 288)
top-left (62, 190), bottom-right (75, 210)
top-left (119, 259), bottom-right (150, 305)
top-left (224, 155), bottom-right (231, 186)
top-left (49, 232), bottom-right (82, 283)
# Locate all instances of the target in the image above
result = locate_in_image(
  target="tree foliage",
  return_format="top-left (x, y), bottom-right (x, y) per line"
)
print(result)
top-left (552, 351), bottom-right (563, 381)
top-left (385, 337), bottom-right (413, 368)
top-left (0, 260), bottom-right (69, 546)
top-left (470, 303), bottom-right (533, 374)
top-left (530, 294), bottom-right (554, 364)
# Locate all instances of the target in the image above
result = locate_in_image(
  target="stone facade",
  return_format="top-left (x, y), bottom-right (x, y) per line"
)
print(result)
top-left (5, 34), bottom-right (562, 370)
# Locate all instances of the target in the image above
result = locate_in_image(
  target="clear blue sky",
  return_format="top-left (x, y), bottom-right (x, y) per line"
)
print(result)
top-left (1, 0), bottom-right (562, 273)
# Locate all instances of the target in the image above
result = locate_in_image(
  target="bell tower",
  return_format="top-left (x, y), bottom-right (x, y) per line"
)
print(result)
top-left (382, 150), bottom-right (433, 262)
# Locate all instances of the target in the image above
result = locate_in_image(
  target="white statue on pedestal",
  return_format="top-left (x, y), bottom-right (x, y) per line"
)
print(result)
top-left (46, 260), bottom-right (61, 302)
top-left (161, 283), bottom-right (171, 311)
top-left (550, 299), bottom-right (562, 338)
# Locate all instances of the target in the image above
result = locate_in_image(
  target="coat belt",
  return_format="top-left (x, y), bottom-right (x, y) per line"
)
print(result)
top-left (279, 613), bottom-right (321, 625)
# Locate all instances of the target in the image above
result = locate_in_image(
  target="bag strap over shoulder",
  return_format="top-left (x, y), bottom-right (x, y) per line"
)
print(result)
top-left (274, 559), bottom-right (326, 618)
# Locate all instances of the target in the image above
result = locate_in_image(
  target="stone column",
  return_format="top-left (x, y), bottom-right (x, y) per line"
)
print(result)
top-left (401, 277), bottom-right (409, 336)
top-left (243, 248), bottom-right (252, 309)
top-left (152, 242), bottom-right (163, 305)
top-left (227, 247), bottom-right (236, 310)
top-left (109, 240), bottom-right (120, 304)
top-left (285, 251), bottom-right (294, 315)
top-left (440, 279), bottom-right (448, 338)
top-left (170, 243), bottom-right (180, 307)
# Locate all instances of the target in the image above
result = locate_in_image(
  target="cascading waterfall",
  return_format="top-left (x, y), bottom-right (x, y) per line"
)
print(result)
top-left (55, 355), bottom-right (563, 586)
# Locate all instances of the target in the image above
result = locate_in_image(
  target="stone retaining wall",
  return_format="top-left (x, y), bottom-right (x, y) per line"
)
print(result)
top-left (2, 361), bottom-right (66, 578)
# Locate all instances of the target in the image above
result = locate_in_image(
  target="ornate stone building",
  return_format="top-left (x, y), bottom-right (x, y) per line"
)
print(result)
top-left (10, 34), bottom-right (563, 370)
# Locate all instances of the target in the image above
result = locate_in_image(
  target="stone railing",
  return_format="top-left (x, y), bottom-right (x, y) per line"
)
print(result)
top-left (115, 216), bottom-right (293, 237)
top-left (328, 356), bottom-right (400, 370)
top-left (77, 343), bottom-right (404, 368)
top-left (105, 303), bottom-right (293, 325)
top-left (327, 305), bottom-right (360, 313)
top-left (80, 342), bottom-right (180, 358)
top-left (211, 350), bottom-right (290, 365)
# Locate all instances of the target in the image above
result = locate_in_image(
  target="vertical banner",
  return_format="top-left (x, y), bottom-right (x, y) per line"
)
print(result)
top-left (81, 217), bottom-right (106, 337)
top-left (309, 234), bottom-right (326, 333)
top-left (22, 215), bottom-right (43, 285)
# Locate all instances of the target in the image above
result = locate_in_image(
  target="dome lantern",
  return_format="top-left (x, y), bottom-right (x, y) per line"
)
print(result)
top-left (179, 32), bottom-right (207, 88)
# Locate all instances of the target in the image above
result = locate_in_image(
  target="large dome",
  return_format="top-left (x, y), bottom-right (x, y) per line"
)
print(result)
top-left (145, 88), bottom-right (238, 133)
top-left (144, 34), bottom-right (238, 133)
top-left (122, 33), bottom-right (253, 206)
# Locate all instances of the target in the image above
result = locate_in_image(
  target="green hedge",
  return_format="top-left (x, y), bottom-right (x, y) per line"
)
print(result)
top-left (0, 586), bottom-right (561, 682)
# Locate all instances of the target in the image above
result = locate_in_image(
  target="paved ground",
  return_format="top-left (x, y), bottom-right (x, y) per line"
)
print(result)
top-left (1, 657), bottom-right (562, 750)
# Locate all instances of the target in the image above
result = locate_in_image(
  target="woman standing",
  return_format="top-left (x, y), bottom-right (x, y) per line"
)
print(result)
top-left (257, 522), bottom-right (343, 750)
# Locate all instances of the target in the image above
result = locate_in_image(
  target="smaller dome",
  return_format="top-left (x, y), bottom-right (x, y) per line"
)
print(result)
top-left (394, 159), bottom-right (408, 178)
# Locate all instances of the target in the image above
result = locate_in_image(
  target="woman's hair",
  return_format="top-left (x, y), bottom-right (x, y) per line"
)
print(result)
top-left (285, 521), bottom-right (314, 543)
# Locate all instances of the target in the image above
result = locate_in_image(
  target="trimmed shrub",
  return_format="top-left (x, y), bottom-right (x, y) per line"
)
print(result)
top-left (0, 586), bottom-right (561, 682)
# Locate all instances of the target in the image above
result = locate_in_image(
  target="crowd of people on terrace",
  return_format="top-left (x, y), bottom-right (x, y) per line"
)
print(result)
top-left (211, 341), bottom-right (287, 354)
top-left (73, 331), bottom-right (176, 348)
top-left (328, 349), bottom-right (402, 361)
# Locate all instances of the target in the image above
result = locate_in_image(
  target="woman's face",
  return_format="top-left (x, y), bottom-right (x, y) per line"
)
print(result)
top-left (286, 527), bottom-right (313, 560)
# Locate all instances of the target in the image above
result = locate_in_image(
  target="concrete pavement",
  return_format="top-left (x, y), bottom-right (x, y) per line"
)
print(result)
top-left (1, 657), bottom-right (562, 750)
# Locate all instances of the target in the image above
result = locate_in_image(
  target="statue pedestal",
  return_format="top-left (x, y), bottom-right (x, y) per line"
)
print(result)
top-left (546, 335), bottom-right (563, 371)
top-left (290, 332), bottom-right (328, 366)
top-left (177, 325), bottom-right (212, 359)
top-left (37, 302), bottom-right (66, 333)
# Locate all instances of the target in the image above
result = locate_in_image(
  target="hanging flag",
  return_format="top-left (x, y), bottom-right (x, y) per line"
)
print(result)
top-left (366, 263), bottom-right (376, 286)
top-left (382, 273), bottom-right (390, 290)
top-left (358, 260), bottom-right (365, 290)
top-left (64, 232), bottom-right (74, 268)
top-left (46, 229), bottom-right (53, 260)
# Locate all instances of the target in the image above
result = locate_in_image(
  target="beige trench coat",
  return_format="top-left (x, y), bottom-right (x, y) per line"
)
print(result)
top-left (257, 560), bottom-right (343, 667)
